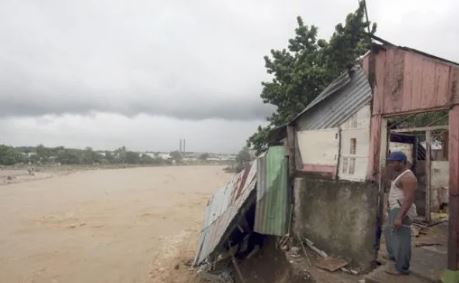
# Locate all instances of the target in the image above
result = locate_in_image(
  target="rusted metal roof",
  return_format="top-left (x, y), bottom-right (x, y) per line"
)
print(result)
top-left (293, 66), bottom-right (372, 130)
top-left (194, 162), bottom-right (257, 265)
top-left (254, 146), bottom-right (289, 236)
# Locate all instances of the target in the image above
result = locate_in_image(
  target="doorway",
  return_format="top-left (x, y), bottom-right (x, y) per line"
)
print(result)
top-left (386, 110), bottom-right (449, 224)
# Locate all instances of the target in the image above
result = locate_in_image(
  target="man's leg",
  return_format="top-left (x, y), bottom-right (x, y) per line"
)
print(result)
top-left (384, 209), bottom-right (396, 261)
top-left (394, 217), bottom-right (411, 274)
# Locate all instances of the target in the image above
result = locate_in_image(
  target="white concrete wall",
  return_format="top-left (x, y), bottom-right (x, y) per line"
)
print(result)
top-left (296, 128), bottom-right (339, 166)
top-left (432, 161), bottom-right (449, 208)
top-left (338, 105), bottom-right (371, 181)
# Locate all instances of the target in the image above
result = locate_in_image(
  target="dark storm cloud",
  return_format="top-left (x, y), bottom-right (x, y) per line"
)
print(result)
top-left (0, 81), bottom-right (274, 120)
top-left (0, 0), bottom-right (285, 120)
top-left (1, 0), bottom-right (457, 122)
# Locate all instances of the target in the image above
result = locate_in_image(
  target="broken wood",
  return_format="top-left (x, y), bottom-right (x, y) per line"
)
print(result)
top-left (415, 241), bottom-right (442, 247)
top-left (296, 234), bottom-right (311, 267)
top-left (390, 125), bottom-right (449, 133)
top-left (231, 255), bottom-right (247, 283)
top-left (304, 238), bottom-right (328, 258)
top-left (315, 257), bottom-right (349, 272)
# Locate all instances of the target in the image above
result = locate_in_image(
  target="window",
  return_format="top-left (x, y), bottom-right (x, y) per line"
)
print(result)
top-left (343, 138), bottom-right (357, 175)
top-left (350, 138), bottom-right (357, 154)
top-left (348, 115), bottom-right (358, 128)
top-left (342, 157), bottom-right (348, 173)
top-left (349, 158), bottom-right (356, 174)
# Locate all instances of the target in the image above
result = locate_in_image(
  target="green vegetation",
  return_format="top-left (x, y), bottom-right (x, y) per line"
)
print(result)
top-left (0, 145), bottom-right (24, 165)
top-left (0, 145), bottom-right (171, 166)
top-left (169, 151), bottom-right (183, 162)
top-left (235, 147), bottom-right (252, 172)
top-left (199, 153), bottom-right (210, 161)
top-left (248, 1), bottom-right (376, 154)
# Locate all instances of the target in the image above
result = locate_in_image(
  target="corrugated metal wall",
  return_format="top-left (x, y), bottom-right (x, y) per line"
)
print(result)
top-left (194, 162), bottom-right (257, 265)
top-left (254, 146), bottom-right (289, 236)
top-left (296, 67), bottom-right (372, 131)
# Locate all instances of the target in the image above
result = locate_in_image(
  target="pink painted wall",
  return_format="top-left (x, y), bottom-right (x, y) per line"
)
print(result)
top-left (363, 46), bottom-right (459, 180)
top-left (449, 105), bottom-right (459, 268)
top-left (369, 47), bottom-right (459, 116)
top-left (363, 46), bottom-right (459, 268)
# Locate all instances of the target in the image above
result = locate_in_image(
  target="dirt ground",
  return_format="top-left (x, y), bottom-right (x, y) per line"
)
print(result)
top-left (0, 166), bottom-right (231, 283)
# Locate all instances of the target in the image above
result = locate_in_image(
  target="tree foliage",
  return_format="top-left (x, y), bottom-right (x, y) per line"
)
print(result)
top-left (248, 2), bottom-right (376, 154)
top-left (235, 147), bottom-right (252, 172)
top-left (0, 145), bottom-right (23, 165)
top-left (169, 151), bottom-right (183, 162)
top-left (0, 145), bottom-right (172, 166)
top-left (199, 153), bottom-right (210, 160)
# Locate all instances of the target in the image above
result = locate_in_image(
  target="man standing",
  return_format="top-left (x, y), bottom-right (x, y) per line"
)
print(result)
top-left (384, 151), bottom-right (417, 275)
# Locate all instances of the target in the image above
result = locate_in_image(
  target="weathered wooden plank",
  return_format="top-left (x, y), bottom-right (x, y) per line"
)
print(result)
top-left (425, 130), bottom-right (432, 223)
top-left (367, 115), bottom-right (382, 180)
top-left (287, 126), bottom-right (296, 177)
top-left (390, 125), bottom-right (449, 133)
top-left (448, 105), bottom-right (459, 269)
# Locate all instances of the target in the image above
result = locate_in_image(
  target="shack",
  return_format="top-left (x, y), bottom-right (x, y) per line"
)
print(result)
top-left (194, 38), bottom-right (459, 281)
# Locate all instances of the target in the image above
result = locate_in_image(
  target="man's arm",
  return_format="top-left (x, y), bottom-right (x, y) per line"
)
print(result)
top-left (394, 174), bottom-right (416, 229)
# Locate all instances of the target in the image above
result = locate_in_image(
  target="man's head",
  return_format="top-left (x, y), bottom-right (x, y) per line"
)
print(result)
top-left (387, 151), bottom-right (407, 172)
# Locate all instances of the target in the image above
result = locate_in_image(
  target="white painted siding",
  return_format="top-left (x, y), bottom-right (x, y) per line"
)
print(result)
top-left (296, 128), bottom-right (339, 166)
top-left (432, 161), bottom-right (449, 209)
top-left (338, 105), bottom-right (371, 181)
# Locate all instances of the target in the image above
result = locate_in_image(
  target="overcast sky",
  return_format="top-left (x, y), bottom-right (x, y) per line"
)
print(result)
top-left (1, 0), bottom-right (458, 153)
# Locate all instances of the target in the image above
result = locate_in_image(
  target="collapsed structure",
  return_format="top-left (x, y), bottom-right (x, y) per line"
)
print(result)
top-left (194, 38), bottom-right (459, 280)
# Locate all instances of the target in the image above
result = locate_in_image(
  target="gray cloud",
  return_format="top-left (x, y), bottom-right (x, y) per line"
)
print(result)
top-left (0, 0), bottom-right (284, 120)
top-left (1, 0), bottom-right (458, 122)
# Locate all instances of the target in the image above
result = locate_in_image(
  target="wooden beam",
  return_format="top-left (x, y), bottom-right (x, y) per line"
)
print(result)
top-left (448, 105), bottom-right (459, 269)
top-left (336, 128), bottom-right (342, 180)
top-left (390, 125), bottom-right (449, 133)
top-left (231, 255), bottom-right (247, 283)
top-left (375, 119), bottom-right (388, 254)
top-left (287, 126), bottom-right (296, 178)
top-left (425, 130), bottom-right (432, 223)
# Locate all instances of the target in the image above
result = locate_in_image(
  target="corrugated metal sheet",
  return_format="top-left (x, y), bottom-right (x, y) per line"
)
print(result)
top-left (194, 162), bottom-right (257, 265)
top-left (254, 146), bottom-right (289, 236)
top-left (294, 66), bottom-right (372, 130)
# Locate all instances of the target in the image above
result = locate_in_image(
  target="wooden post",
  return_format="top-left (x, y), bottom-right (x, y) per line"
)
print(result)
top-left (425, 130), bottom-right (432, 223)
top-left (375, 119), bottom-right (388, 253)
top-left (448, 105), bottom-right (459, 269)
top-left (287, 126), bottom-right (296, 178)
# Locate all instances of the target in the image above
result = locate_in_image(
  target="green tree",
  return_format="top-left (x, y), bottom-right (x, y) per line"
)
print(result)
top-left (102, 151), bottom-right (115, 164)
top-left (235, 147), bottom-right (252, 172)
top-left (80, 147), bottom-right (103, 164)
top-left (56, 148), bottom-right (80, 164)
top-left (199, 153), bottom-right (210, 161)
top-left (114, 146), bottom-right (128, 163)
top-left (170, 151), bottom-right (182, 162)
top-left (35, 144), bottom-right (52, 162)
top-left (248, 2), bottom-right (376, 154)
top-left (0, 145), bottom-right (23, 165)
top-left (125, 151), bottom-right (141, 164)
